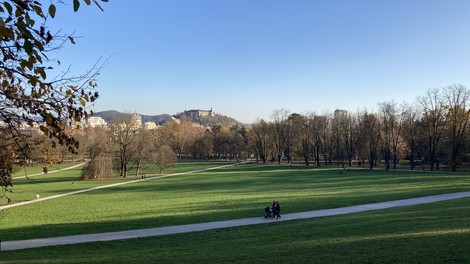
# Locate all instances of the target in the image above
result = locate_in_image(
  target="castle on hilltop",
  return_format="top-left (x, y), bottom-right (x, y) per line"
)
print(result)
top-left (184, 108), bottom-right (215, 117)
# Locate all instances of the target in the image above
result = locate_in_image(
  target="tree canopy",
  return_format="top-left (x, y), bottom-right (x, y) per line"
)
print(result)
top-left (0, 0), bottom-right (107, 194)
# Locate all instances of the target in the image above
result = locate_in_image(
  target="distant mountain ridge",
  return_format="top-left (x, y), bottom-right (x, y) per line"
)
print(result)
top-left (93, 110), bottom-right (242, 128)
top-left (92, 110), bottom-right (173, 125)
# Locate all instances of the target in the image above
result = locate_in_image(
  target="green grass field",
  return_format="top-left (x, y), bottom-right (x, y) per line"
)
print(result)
top-left (1, 162), bottom-right (470, 263)
top-left (6, 161), bottom-right (233, 203)
top-left (12, 162), bottom-right (86, 178)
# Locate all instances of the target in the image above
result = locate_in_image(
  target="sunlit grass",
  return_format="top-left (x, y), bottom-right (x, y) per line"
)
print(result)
top-left (7, 160), bottom-right (233, 203)
top-left (1, 163), bottom-right (470, 243)
top-left (12, 162), bottom-right (85, 178)
top-left (1, 198), bottom-right (469, 263)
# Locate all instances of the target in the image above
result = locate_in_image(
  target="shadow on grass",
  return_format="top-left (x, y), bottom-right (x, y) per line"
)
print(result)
top-left (1, 199), bottom-right (470, 264)
top-left (3, 164), bottom-right (470, 243)
top-left (0, 203), bottom-right (263, 242)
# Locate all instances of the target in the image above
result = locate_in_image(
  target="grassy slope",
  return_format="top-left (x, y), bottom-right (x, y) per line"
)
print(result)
top-left (1, 198), bottom-right (469, 263)
top-left (12, 163), bottom-right (85, 177)
top-left (1, 164), bottom-right (469, 242)
top-left (6, 161), bottom-right (232, 202)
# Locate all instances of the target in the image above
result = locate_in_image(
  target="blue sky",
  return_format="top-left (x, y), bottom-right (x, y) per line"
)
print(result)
top-left (51, 0), bottom-right (470, 123)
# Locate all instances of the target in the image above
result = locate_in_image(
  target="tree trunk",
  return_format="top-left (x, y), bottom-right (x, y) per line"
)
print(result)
top-left (392, 147), bottom-right (398, 169)
top-left (135, 159), bottom-right (141, 176)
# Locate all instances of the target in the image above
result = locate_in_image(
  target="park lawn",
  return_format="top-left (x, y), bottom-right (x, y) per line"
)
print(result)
top-left (10, 159), bottom-right (223, 178)
top-left (1, 164), bottom-right (469, 242)
top-left (1, 197), bottom-right (469, 263)
top-left (118, 160), bottom-right (235, 176)
top-left (5, 161), bottom-right (233, 203)
top-left (12, 162), bottom-right (86, 177)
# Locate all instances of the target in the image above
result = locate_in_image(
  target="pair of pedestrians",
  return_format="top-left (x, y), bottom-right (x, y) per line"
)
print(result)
top-left (263, 200), bottom-right (281, 219)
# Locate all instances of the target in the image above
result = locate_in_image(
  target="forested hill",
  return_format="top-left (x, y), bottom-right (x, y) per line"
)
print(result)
top-left (93, 110), bottom-right (242, 127)
top-left (175, 113), bottom-right (242, 128)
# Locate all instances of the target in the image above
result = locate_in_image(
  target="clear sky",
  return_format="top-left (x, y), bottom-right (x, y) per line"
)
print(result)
top-left (50, 0), bottom-right (470, 123)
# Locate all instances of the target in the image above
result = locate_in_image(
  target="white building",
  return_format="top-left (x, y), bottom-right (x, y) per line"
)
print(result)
top-left (184, 108), bottom-right (215, 117)
top-left (144, 121), bottom-right (158, 130)
top-left (87, 116), bottom-right (107, 128)
top-left (130, 113), bottom-right (142, 129)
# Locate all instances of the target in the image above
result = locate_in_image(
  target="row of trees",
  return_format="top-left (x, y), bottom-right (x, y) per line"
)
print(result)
top-left (81, 84), bottom-right (470, 177)
top-left (81, 115), bottom-right (182, 179)
top-left (250, 85), bottom-right (470, 172)
top-left (82, 114), bottom-right (251, 179)
top-left (10, 84), bottom-right (470, 185)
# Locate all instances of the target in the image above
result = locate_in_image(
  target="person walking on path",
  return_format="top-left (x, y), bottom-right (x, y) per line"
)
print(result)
top-left (273, 200), bottom-right (281, 219)
top-left (3, 191), bottom-right (470, 251)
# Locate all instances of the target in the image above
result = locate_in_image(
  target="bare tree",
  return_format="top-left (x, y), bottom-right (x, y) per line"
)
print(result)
top-left (316, 112), bottom-right (332, 166)
top-left (358, 110), bottom-right (380, 170)
top-left (212, 125), bottom-right (231, 159)
top-left (402, 103), bottom-right (421, 170)
top-left (343, 113), bottom-right (356, 167)
top-left (28, 132), bottom-right (61, 170)
top-left (133, 128), bottom-right (155, 176)
top-left (149, 144), bottom-right (176, 174)
top-left (191, 129), bottom-right (213, 159)
top-left (271, 109), bottom-right (291, 164)
top-left (378, 101), bottom-right (406, 170)
top-left (228, 125), bottom-right (249, 160)
top-left (295, 113), bottom-right (313, 166)
top-left (418, 88), bottom-right (448, 171)
top-left (109, 115), bottom-right (140, 177)
top-left (252, 119), bottom-right (271, 163)
top-left (164, 116), bottom-right (202, 159)
top-left (332, 110), bottom-right (354, 167)
top-left (245, 126), bottom-right (259, 162)
top-left (442, 84), bottom-right (470, 172)
top-left (286, 113), bottom-right (305, 164)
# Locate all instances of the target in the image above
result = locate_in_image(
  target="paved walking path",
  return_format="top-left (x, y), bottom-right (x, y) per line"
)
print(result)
top-left (1, 163), bottom-right (237, 210)
top-left (2, 191), bottom-right (470, 251)
top-left (12, 162), bottom-right (89, 180)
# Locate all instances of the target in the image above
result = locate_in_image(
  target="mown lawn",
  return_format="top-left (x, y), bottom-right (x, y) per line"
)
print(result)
top-left (1, 163), bottom-right (469, 244)
top-left (1, 197), bottom-right (469, 263)
top-left (5, 161), bottom-right (233, 203)
top-left (12, 162), bottom-right (86, 178)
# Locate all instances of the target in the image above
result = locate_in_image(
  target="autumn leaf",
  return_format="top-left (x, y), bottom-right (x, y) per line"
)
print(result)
top-left (48, 4), bottom-right (56, 18)
top-left (73, 0), bottom-right (80, 12)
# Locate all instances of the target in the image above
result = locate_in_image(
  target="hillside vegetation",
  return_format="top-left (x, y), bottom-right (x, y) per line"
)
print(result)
top-left (94, 110), bottom-right (242, 127)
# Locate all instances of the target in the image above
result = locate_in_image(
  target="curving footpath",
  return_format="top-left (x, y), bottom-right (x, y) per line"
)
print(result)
top-left (2, 191), bottom-right (470, 251)
top-left (12, 162), bottom-right (89, 180)
top-left (1, 163), bottom-right (238, 210)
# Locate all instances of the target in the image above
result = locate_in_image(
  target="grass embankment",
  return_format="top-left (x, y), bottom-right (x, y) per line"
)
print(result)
top-left (1, 163), bottom-right (469, 263)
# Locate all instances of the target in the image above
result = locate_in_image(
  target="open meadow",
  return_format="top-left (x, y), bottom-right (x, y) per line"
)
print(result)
top-left (1, 161), bottom-right (470, 263)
